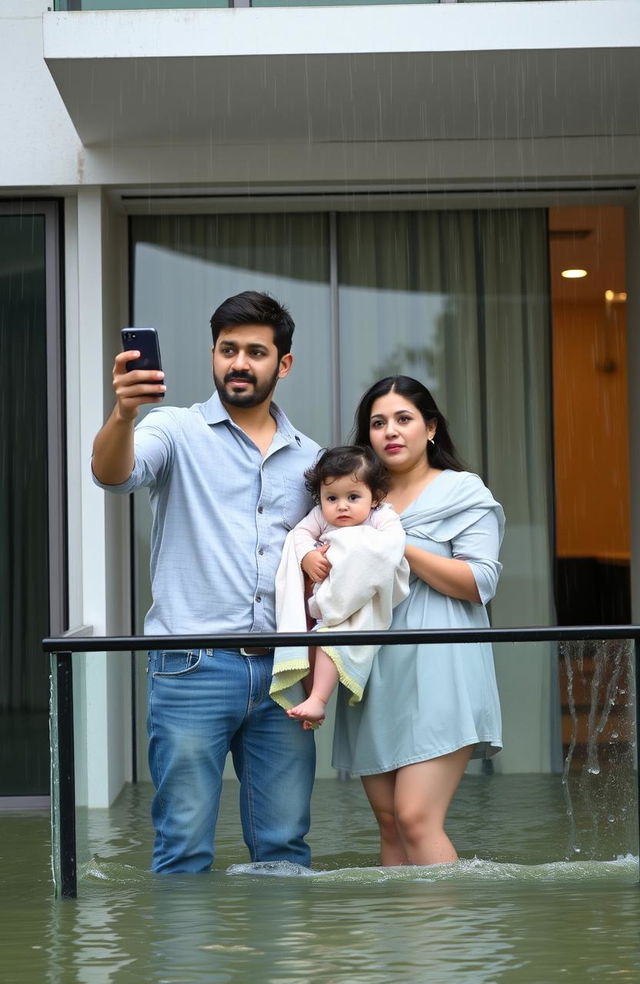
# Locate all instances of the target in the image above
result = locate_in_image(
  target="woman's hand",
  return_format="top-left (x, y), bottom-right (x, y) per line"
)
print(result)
top-left (404, 544), bottom-right (481, 603)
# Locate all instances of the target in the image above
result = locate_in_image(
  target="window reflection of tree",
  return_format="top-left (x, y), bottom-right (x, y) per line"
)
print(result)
top-left (369, 340), bottom-right (436, 387)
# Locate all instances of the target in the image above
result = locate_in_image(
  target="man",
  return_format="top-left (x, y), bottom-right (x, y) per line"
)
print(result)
top-left (92, 291), bottom-right (319, 873)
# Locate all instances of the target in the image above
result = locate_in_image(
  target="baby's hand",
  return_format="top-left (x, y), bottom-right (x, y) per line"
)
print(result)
top-left (301, 545), bottom-right (331, 583)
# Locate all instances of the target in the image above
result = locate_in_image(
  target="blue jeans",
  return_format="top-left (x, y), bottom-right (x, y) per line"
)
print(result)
top-left (147, 648), bottom-right (315, 873)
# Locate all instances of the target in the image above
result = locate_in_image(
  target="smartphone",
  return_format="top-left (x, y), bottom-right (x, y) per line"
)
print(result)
top-left (121, 327), bottom-right (163, 375)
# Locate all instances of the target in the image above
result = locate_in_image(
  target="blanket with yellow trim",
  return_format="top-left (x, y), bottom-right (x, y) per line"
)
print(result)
top-left (270, 521), bottom-right (410, 711)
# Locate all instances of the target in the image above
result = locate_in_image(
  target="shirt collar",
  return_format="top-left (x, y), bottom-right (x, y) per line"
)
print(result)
top-left (200, 391), bottom-right (301, 447)
top-left (201, 391), bottom-right (231, 425)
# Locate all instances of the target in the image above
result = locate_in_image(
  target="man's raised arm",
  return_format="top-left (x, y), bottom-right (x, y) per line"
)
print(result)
top-left (91, 350), bottom-right (165, 485)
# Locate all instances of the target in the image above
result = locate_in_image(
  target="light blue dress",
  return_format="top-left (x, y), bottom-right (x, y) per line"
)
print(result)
top-left (332, 470), bottom-right (505, 776)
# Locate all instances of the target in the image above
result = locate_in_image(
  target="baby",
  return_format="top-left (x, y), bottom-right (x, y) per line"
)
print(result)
top-left (282, 445), bottom-right (407, 726)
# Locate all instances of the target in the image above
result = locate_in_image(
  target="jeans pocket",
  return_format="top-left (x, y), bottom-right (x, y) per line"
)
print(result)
top-left (151, 649), bottom-right (202, 677)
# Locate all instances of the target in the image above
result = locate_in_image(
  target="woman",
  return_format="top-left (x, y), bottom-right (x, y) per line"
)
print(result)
top-left (332, 376), bottom-right (504, 866)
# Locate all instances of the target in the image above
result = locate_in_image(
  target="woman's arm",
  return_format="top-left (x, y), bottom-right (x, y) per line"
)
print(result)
top-left (405, 509), bottom-right (503, 604)
top-left (404, 545), bottom-right (481, 603)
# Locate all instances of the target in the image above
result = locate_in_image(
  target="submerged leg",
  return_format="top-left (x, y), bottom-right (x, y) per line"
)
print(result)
top-left (393, 745), bottom-right (473, 865)
top-left (361, 770), bottom-right (409, 866)
top-left (147, 648), bottom-right (237, 873)
top-left (232, 653), bottom-right (315, 866)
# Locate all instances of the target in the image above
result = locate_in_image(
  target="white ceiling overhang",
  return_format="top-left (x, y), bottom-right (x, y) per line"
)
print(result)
top-left (44, 3), bottom-right (640, 149)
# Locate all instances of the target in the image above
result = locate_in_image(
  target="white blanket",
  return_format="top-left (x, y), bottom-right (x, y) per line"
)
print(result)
top-left (270, 523), bottom-right (410, 710)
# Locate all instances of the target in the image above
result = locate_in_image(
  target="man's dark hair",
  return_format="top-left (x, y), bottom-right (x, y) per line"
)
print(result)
top-left (210, 291), bottom-right (295, 359)
top-left (304, 446), bottom-right (390, 506)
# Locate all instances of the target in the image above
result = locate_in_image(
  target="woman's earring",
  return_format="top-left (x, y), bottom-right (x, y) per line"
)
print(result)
top-left (428, 438), bottom-right (435, 445)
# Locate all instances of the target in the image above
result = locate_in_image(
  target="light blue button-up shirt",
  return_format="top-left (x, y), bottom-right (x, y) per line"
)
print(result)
top-left (94, 392), bottom-right (320, 636)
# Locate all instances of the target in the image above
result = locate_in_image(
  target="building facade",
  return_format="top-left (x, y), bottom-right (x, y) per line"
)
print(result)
top-left (1, 0), bottom-right (639, 806)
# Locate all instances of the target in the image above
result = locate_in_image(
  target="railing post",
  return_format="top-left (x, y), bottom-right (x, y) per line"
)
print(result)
top-left (635, 637), bottom-right (640, 873)
top-left (50, 650), bottom-right (77, 899)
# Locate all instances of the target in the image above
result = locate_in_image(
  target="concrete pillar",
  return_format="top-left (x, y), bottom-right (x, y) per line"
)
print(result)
top-left (67, 187), bottom-right (131, 807)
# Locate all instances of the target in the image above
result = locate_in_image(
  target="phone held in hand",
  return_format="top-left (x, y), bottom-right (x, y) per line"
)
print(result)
top-left (121, 327), bottom-right (163, 374)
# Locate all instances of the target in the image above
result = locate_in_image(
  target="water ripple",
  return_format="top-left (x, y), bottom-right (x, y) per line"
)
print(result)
top-left (225, 855), bottom-right (639, 884)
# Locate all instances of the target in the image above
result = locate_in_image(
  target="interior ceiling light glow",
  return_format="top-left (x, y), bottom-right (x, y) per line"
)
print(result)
top-left (561, 269), bottom-right (588, 279)
top-left (605, 290), bottom-right (627, 302)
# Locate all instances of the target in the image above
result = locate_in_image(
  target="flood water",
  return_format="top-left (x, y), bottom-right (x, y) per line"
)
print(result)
top-left (2, 774), bottom-right (639, 983)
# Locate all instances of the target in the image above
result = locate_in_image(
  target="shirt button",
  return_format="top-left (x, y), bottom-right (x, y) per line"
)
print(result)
top-left (258, 548), bottom-right (264, 556)
top-left (257, 505), bottom-right (264, 514)
top-left (256, 595), bottom-right (262, 603)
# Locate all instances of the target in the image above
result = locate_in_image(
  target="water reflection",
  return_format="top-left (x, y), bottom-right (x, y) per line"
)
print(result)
top-left (1, 777), bottom-right (638, 983)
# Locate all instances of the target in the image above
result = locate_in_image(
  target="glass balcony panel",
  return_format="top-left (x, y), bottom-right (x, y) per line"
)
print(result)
top-left (252, 0), bottom-right (439, 7)
top-left (54, 2), bottom-right (229, 11)
top-left (47, 635), bottom-right (639, 902)
top-left (53, 1), bottom-right (573, 10)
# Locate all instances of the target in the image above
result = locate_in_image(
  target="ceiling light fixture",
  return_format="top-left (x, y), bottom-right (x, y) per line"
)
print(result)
top-left (561, 269), bottom-right (588, 279)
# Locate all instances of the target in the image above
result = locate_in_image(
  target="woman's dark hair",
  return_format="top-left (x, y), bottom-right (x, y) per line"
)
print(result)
top-left (304, 445), bottom-right (391, 505)
top-left (351, 376), bottom-right (465, 472)
top-left (210, 290), bottom-right (295, 359)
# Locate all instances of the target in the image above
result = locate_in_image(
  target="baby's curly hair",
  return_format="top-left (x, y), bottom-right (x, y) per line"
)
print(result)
top-left (304, 445), bottom-right (390, 506)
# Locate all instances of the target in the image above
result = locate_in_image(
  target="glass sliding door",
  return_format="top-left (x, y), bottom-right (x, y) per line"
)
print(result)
top-left (130, 205), bottom-right (556, 776)
top-left (132, 213), bottom-right (333, 447)
top-left (0, 202), bottom-right (65, 800)
top-left (131, 212), bottom-right (333, 774)
top-left (337, 209), bottom-right (554, 629)
top-left (337, 208), bottom-right (556, 774)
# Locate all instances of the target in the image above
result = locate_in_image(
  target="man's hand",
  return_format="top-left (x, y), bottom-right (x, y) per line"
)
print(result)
top-left (113, 351), bottom-right (166, 422)
top-left (301, 544), bottom-right (331, 583)
top-left (91, 352), bottom-right (166, 485)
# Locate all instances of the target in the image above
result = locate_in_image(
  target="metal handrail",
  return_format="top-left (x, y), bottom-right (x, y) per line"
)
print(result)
top-left (46, 624), bottom-right (640, 899)
top-left (43, 624), bottom-right (640, 652)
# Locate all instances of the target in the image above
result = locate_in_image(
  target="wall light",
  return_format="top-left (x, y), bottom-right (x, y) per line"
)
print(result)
top-left (561, 269), bottom-right (588, 279)
top-left (604, 290), bottom-right (627, 302)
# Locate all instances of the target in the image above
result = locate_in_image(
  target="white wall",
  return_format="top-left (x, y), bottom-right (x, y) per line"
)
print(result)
top-left (1, 2), bottom-right (639, 193)
top-left (0, 2), bottom-right (82, 187)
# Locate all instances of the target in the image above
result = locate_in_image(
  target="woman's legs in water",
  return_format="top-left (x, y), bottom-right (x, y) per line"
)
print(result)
top-left (361, 770), bottom-right (409, 865)
top-left (393, 746), bottom-right (473, 864)
top-left (361, 745), bottom-right (473, 866)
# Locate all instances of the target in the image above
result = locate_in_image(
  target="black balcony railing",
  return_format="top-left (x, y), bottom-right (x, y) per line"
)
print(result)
top-left (44, 625), bottom-right (640, 899)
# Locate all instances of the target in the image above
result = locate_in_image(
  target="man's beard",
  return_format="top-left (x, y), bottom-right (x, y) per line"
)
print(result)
top-left (214, 368), bottom-right (280, 409)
